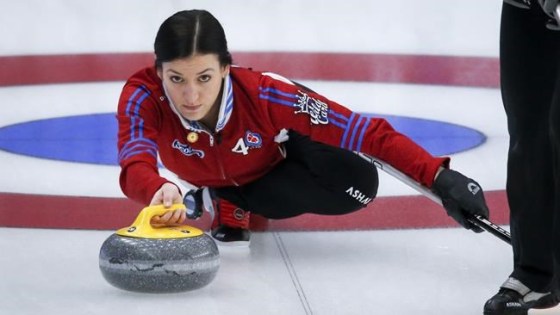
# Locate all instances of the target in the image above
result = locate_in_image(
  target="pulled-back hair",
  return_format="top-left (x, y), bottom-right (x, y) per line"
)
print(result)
top-left (154, 10), bottom-right (232, 68)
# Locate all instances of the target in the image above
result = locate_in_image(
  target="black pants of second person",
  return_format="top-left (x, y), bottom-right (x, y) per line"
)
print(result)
top-left (500, 3), bottom-right (560, 293)
top-left (214, 130), bottom-right (379, 219)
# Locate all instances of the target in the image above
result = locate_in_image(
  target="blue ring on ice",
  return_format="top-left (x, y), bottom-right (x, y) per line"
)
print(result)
top-left (0, 113), bottom-right (485, 165)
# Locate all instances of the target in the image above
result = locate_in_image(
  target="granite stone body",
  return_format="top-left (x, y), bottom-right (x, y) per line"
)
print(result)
top-left (99, 233), bottom-right (220, 293)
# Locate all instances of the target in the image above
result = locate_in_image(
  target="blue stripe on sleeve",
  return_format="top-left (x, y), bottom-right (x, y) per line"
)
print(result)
top-left (125, 88), bottom-right (143, 139)
top-left (340, 113), bottom-right (356, 149)
top-left (132, 91), bottom-right (150, 139)
top-left (120, 148), bottom-right (158, 161)
top-left (125, 86), bottom-right (151, 140)
top-left (259, 94), bottom-right (295, 107)
top-left (118, 138), bottom-right (158, 162)
top-left (328, 110), bottom-right (349, 122)
top-left (120, 85), bottom-right (156, 162)
top-left (259, 86), bottom-right (298, 107)
top-left (259, 87), bottom-right (298, 99)
top-left (348, 115), bottom-right (365, 151)
top-left (329, 119), bottom-right (347, 129)
top-left (328, 110), bottom-right (349, 129)
top-left (356, 117), bottom-right (370, 152)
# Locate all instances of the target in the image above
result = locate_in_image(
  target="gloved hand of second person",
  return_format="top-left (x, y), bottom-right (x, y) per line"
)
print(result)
top-left (538, 0), bottom-right (560, 30)
top-left (431, 168), bottom-right (490, 233)
top-left (538, 0), bottom-right (559, 18)
top-left (504, 0), bottom-right (560, 30)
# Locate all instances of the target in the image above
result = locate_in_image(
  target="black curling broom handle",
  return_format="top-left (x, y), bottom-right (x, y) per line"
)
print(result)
top-left (358, 153), bottom-right (512, 245)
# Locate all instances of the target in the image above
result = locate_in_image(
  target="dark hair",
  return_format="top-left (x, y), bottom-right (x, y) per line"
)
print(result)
top-left (154, 10), bottom-right (232, 68)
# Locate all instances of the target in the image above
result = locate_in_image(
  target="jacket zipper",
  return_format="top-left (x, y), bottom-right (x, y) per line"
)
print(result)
top-left (209, 133), bottom-right (239, 186)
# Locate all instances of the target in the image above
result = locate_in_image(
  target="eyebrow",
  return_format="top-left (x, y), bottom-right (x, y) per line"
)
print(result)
top-left (166, 68), bottom-right (215, 76)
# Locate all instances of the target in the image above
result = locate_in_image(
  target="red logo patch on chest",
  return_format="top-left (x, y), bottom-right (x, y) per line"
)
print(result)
top-left (244, 131), bottom-right (262, 147)
top-left (231, 131), bottom-right (263, 156)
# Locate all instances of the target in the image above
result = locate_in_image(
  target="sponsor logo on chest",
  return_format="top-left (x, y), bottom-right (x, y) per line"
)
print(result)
top-left (172, 139), bottom-right (205, 158)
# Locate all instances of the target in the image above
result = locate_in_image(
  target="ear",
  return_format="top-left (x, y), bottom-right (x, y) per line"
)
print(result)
top-left (222, 64), bottom-right (230, 78)
top-left (157, 68), bottom-right (163, 80)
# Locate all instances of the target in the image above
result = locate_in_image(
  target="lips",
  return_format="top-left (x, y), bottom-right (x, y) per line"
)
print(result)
top-left (181, 104), bottom-right (202, 112)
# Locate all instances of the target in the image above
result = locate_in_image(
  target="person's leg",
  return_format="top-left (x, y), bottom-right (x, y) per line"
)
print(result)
top-left (500, 1), bottom-right (557, 292)
top-left (215, 130), bottom-right (379, 219)
top-left (550, 42), bottom-right (560, 297)
top-left (485, 2), bottom-right (560, 314)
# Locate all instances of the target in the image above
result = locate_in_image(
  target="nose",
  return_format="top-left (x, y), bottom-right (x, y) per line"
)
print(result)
top-left (182, 84), bottom-right (199, 105)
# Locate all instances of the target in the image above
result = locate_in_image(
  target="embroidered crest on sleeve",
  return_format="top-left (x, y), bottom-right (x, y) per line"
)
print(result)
top-left (294, 91), bottom-right (329, 125)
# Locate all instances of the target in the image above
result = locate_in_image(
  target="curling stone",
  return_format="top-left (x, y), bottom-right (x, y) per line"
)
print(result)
top-left (99, 204), bottom-right (219, 293)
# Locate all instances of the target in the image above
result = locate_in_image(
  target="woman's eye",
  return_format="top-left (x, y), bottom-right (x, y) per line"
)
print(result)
top-left (199, 75), bottom-right (211, 82)
top-left (170, 76), bottom-right (183, 83)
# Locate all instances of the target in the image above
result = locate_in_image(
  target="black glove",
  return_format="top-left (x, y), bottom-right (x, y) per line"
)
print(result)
top-left (183, 187), bottom-right (216, 221)
top-left (431, 169), bottom-right (489, 233)
top-left (539, 0), bottom-right (559, 18)
top-left (504, 0), bottom-right (560, 30)
top-left (538, 0), bottom-right (560, 30)
top-left (503, 0), bottom-right (531, 9)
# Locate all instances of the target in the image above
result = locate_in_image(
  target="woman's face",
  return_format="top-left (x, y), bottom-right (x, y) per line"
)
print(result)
top-left (158, 54), bottom-right (229, 127)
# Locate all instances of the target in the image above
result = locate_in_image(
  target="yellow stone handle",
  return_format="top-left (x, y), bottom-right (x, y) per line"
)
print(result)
top-left (116, 204), bottom-right (203, 239)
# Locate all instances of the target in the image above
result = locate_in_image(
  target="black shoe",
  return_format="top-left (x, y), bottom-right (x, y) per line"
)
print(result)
top-left (484, 288), bottom-right (528, 315)
top-left (484, 288), bottom-right (559, 315)
top-left (211, 225), bottom-right (251, 247)
top-left (531, 291), bottom-right (559, 309)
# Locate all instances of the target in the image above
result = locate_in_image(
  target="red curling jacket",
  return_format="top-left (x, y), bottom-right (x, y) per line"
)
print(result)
top-left (117, 66), bottom-right (449, 205)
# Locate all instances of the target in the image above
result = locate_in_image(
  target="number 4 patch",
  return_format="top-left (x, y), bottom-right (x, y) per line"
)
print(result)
top-left (231, 131), bottom-right (262, 155)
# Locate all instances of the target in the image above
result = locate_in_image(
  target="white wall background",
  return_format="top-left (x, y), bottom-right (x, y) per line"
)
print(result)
top-left (0, 0), bottom-right (502, 56)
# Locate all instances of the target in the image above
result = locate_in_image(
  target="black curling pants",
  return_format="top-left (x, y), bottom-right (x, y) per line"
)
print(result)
top-left (500, 3), bottom-right (560, 292)
top-left (214, 130), bottom-right (379, 219)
